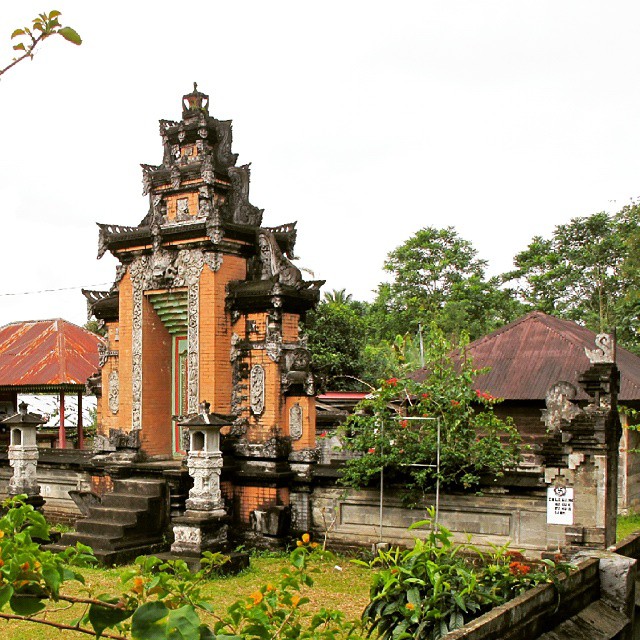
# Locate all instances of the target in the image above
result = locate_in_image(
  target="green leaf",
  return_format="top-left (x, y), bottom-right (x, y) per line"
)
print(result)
top-left (10, 594), bottom-right (45, 616)
top-left (42, 566), bottom-right (61, 597)
top-left (167, 605), bottom-right (201, 640)
top-left (13, 43), bottom-right (26, 52)
top-left (10, 29), bottom-right (25, 39)
top-left (198, 624), bottom-right (217, 639)
top-left (131, 601), bottom-right (169, 640)
top-left (58, 27), bottom-right (82, 45)
top-left (48, 10), bottom-right (62, 19)
top-left (89, 598), bottom-right (133, 639)
top-left (0, 584), bottom-right (14, 610)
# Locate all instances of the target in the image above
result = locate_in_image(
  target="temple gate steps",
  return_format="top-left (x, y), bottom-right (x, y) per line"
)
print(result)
top-left (50, 478), bottom-right (169, 564)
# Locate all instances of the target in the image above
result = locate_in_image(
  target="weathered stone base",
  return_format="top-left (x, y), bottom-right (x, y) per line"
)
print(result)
top-left (171, 510), bottom-right (228, 556)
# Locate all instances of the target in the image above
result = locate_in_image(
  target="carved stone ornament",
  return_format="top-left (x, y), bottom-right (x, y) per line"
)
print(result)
top-left (176, 197), bottom-right (189, 219)
top-left (541, 381), bottom-right (581, 432)
top-left (129, 256), bottom-right (149, 429)
top-left (214, 120), bottom-right (239, 168)
top-left (108, 370), bottom-right (120, 415)
top-left (250, 364), bottom-right (265, 416)
top-left (98, 342), bottom-right (108, 368)
top-left (171, 166), bottom-right (181, 189)
top-left (256, 229), bottom-right (302, 287)
top-left (289, 403), bottom-right (303, 440)
top-left (228, 165), bottom-right (263, 226)
top-left (585, 333), bottom-right (616, 364)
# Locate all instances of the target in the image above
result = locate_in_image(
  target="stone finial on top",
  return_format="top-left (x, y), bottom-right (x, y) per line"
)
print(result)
top-left (584, 333), bottom-right (616, 364)
top-left (182, 82), bottom-right (209, 118)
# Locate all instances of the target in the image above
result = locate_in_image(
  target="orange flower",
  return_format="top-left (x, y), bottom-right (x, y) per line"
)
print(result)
top-left (0, 531), bottom-right (5, 539)
top-left (296, 540), bottom-right (303, 547)
top-left (291, 595), bottom-right (300, 607)
top-left (250, 591), bottom-right (263, 605)
top-left (406, 602), bottom-right (415, 610)
top-left (302, 533), bottom-right (311, 544)
top-left (311, 542), bottom-right (319, 548)
top-left (266, 583), bottom-right (275, 592)
top-left (20, 562), bottom-right (29, 571)
top-left (132, 577), bottom-right (145, 594)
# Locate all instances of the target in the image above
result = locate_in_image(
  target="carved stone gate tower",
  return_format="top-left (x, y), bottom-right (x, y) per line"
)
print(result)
top-left (85, 85), bottom-right (323, 538)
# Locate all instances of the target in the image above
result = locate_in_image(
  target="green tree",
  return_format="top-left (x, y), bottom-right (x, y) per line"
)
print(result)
top-left (339, 326), bottom-right (521, 498)
top-left (1, 10), bottom-right (81, 77)
top-left (370, 227), bottom-right (524, 344)
top-left (503, 203), bottom-right (640, 352)
top-left (305, 293), bottom-right (371, 391)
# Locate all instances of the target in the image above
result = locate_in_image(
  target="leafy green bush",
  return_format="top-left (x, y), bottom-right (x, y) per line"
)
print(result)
top-left (0, 500), bottom-right (364, 639)
top-left (356, 515), bottom-right (572, 640)
top-left (339, 326), bottom-right (521, 497)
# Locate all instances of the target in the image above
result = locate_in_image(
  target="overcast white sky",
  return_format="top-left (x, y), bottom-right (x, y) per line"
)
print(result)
top-left (1, 1), bottom-right (639, 328)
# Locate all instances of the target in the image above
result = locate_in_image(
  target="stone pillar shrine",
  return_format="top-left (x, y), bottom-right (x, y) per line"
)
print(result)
top-left (542, 333), bottom-right (622, 551)
top-left (84, 85), bottom-right (323, 543)
top-left (2, 402), bottom-right (47, 509)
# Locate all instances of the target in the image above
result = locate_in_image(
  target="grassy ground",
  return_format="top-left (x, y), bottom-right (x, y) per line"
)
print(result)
top-left (617, 511), bottom-right (640, 541)
top-left (0, 553), bottom-right (371, 640)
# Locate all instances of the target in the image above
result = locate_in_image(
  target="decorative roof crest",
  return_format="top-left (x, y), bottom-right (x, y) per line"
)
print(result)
top-left (182, 82), bottom-right (209, 119)
top-left (585, 332), bottom-right (616, 364)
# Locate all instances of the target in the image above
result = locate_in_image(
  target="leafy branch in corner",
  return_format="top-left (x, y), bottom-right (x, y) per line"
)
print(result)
top-left (1, 10), bottom-right (81, 78)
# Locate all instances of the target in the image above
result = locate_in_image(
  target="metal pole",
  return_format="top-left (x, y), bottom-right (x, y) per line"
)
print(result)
top-left (435, 418), bottom-right (441, 529)
top-left (379, 418), bottom-right (384, 543)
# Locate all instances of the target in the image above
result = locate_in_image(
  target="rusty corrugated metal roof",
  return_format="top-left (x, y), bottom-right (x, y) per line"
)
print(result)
top-left (414, 311), bottom-right (640, 401)
top-left (0, 319), bottom-right (102, 390)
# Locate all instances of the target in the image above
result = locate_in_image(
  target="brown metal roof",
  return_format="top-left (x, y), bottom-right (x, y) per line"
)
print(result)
top-left (0, 319), bottom-right (103, 390)
top-left (414, 311), bottom-right (640, 401)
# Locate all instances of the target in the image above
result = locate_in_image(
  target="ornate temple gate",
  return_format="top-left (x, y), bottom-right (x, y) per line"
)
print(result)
top-left (84, 85), bottom-right (324, 539)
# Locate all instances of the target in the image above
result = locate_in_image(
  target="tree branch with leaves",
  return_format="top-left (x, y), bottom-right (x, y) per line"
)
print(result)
top-left (1, 10), bottom-right (81, 78)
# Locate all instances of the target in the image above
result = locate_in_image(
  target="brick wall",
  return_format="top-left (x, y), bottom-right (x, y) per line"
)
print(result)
top-left (199, 254), bottom-right (246, 413)
top-left (140, 295), bottom-right (172, 456)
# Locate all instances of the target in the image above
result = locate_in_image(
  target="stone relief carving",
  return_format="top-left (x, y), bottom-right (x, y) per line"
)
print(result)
top-left (256, 230), bottom-right (302, 287)
top-left (227, 165), bottom-right (263, 226)
top-left (585, 333), bottom-right (615, 364)
top-left (176, 197), bottom-right (189, 219)
top-left (541, 381), bottom-right (581, 432)
top-left (201, 155), bottom-right (214, 184)
top-left (129, 255), bottom-right (149, 429)
top-left (289, 403), bottom-right (303, 440)
top-left (214, 120), bottom-right (238, 168)
top-left (171, 166), bottom-right (181, 189)
top-left (250, 364), bottom-right (265, 416)
top-left (108, 370), bottom-right (120, 415)
top-left (281, 347), bottom-right (314, 395)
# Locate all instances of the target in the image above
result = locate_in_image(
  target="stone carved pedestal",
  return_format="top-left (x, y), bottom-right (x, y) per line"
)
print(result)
top-left (2, 402), bottom-right (46, 510)
top-left (171, 403), bottom-right (233, 557)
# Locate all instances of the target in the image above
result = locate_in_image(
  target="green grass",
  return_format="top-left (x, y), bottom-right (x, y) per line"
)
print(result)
top-left (0, 554), bottom-right (371, 639)
top-left (617, 511), bottom-right (640, 541)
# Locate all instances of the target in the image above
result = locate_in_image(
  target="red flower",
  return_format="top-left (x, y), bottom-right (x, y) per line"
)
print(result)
top-left (509, 561), bottom-right (531, 576)
top-left (386, 377), bottom-right (398, 387)
top-left (318, 430), bottom-right (328, 439)
top-left (368, 447), bottom-right (376, 453)
top-left (451, 400), bottom-right (460, 406)
top-left (400, 420), bottom-right (408, 428)
top-left (421, 392), bottom-right (430, 399)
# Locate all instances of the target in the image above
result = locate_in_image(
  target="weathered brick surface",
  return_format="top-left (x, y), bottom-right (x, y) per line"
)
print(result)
top-left (140, 295), bottom-right (172, 456)
top-left (199, 255), bottom-right (246, 413)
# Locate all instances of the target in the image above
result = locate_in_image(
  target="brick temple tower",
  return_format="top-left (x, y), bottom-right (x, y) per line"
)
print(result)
top-left (84, 85), bottom-right (323, 536)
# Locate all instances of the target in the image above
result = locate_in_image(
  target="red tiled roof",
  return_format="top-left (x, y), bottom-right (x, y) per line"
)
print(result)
top-left (414, 311), bottom-right (640, 401)
top-left (0, 319), bottom-right (103, 389)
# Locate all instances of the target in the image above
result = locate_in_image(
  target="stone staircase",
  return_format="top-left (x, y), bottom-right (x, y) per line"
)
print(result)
top-left (54, 478), bottom-right (169, 564)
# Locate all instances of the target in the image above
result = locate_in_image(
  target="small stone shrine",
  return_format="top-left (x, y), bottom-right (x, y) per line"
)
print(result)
top-left (171, 402), bottom-right (231, 557)
top-left (543, 332), bottom-right (622, 551)
top-left (84, 85), bottom-right (323, 544)
top-left (3, 401), bottom-right (47, 509)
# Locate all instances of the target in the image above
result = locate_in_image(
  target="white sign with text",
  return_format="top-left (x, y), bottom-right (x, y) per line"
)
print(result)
top-left (547, 486), bottom-right (574, 525)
